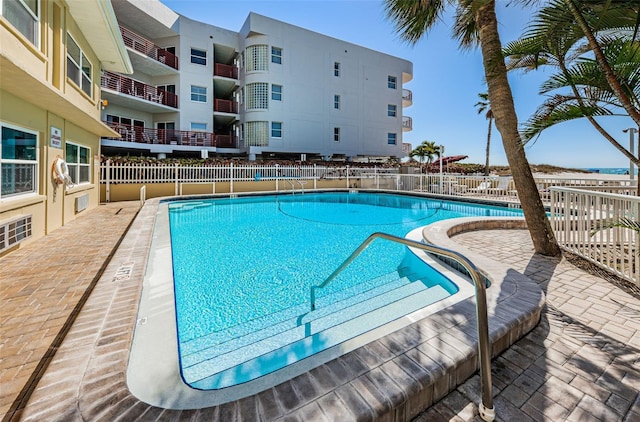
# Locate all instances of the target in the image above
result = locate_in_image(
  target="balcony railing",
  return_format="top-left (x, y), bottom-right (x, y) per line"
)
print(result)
top-left (402, 116), bottom-right (413, 130)
top-left (214, 99), bottom-right (238, 114)
top-left (101, 71), bottom-right (179, 109)
top-left (103, 122), bottom-right (237, 148)
top-left (120, 26), bottom-right (178, 70)
top-left (402, 89), bottom-right (413, 107)
top-left (214, 63), bottom-right (238, 79)
top-left (402, 89), bottom-right (413, 103)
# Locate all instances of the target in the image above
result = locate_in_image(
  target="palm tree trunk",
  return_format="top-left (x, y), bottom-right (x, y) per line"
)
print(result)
top-left (563, 0), bottom-right (640, 127)
top-left (476, 1), bottom-right (561, 256)
top-left (484, 118), bottom-right (492, 176)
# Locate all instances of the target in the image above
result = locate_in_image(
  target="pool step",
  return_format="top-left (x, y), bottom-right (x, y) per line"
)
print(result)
top-left (182, 280), bottom-right (451, 388)
top-left (180, 268), bottom-right (419, 357)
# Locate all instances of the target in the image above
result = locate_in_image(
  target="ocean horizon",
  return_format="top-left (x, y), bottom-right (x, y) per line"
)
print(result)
top-left (581, 167), bottom-right (639, 175)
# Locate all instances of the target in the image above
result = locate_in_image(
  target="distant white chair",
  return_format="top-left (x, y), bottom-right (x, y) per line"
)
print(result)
top-left (468, 181), bottom-right (491, 194)
top-left (487, 177), bottom-right (516, 196)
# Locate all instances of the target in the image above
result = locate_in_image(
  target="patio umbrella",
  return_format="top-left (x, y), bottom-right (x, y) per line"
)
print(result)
top-left (431, 155), bottom-right (468, 167)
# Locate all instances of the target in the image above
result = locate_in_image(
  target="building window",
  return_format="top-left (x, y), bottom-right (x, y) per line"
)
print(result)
top-left (271, 46), bottom-right (282, 64)
top-left (333, 127), bottom-right (340, 142)
top-left (191, 85), bottom-right (207, 102)
top-left (65, 141), bottom-right (90, 184)
top-left (334, 95), bottom-right (340, 110)
top-left (2, 0), bottom-right (39, 46)
top-left (191, 122), bottom-right (207, 131)
top-left (246, 45), bottom-right (268, 72)
top-left (388, 75), bottom-right (397, 89)
top-left (271, 84), bottom-right (282, 101)
top-left (246, 82), bottom-right (269, 109)
top-left (157, 84), bottom-right (176, 94)
top-left (334, 62), bottom-right (340, 77)
top-left (190, 48), bottom-right (207, 65)
top-left (246, 121), bottom-right (269, 146)
top-left (387, 133), bottom-right (397, 145)
top-left (388, 104), bottom-right (397, 117)
top-left (1, 123), bottom-right (38, 198)
top-left (271, 122), bottom-right (282, 138)
top-left (66, 33), bottom-right (92, 97)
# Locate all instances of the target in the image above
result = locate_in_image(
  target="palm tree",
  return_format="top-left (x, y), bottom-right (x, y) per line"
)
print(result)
top-left (410, 140), bottom-right (440, 171)
top-left (561, 0), bottom-right (640, 127)
top-left (384, 0), bottom-right (560, 257)
top-left (503, 0), bottom-right (640, 166)
top-left (475, 92), bottom-right (493, 176)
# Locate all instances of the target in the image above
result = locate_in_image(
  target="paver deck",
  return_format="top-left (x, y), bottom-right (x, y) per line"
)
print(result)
top-left (1, 197), bottom-right (638, 421)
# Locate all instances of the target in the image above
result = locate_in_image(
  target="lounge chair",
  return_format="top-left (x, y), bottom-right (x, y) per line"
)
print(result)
top-left (468, 181), bottom-right (491, 194)
top-left (487, 177), bottom-right (517, 197)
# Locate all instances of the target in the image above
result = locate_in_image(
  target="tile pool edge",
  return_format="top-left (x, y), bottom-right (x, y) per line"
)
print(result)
top-left (126, 198), bottom-right (481, 410)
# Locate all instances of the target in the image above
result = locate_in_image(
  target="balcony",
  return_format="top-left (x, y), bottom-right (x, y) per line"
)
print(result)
top-left (120, 26), bottom-right (178, 71)
top-left (103, 122), bottom-right (237, 148)
top-left (402, 116), bottom-right (413, 131)
top-left (214, 99), bottom-right (238, 114)
top-left (402, 89), bottom-right (413, 107)
top-left (214, 63), bottom-right (238, 79)
top-left (101, 71), bottom-right (178, 109)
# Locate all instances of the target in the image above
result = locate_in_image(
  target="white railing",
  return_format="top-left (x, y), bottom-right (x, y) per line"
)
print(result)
top-left (550, 187), bottom-right (639, 285)
top-left (100, 161), bottom-right (399, 200)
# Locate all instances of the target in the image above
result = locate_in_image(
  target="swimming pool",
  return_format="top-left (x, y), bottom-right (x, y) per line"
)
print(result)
top-left (166, 192), bottom-right (523, 391)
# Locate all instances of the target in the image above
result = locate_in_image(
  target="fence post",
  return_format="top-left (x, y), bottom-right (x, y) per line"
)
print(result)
top-left (314, 164), bottom-right (317, 190)
top-left (230, 161), bottom-right (234, 193)
top-left (346, 165), bottom-right (350, 189)
top-left (275, 163), bottom-right (279, 192)
top-left (174, 163), bottom-right (179, 195)
top-left (105, 160), bottom-right (111, 203)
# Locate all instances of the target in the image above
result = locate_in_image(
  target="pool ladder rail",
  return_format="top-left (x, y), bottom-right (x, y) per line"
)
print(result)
top-left (309, 232), bottom-right (496, 422)
top-left (283, 179), bottom-right (307, 194)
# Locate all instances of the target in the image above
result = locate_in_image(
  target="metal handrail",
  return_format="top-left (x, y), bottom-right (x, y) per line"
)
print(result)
top-left (309, 232), bottom-right (496, 421)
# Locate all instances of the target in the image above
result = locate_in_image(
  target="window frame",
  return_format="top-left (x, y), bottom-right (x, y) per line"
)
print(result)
top-left (190, 85), bottom-right (207, 103)
top-left (2, 0), bottom-right (40, 47)
top-left (388, 104), bottom-right (397, 117)
top-left (66, 32), bottom-right (93, 98)
top-left (388, 75), bottom-right (397, 89)
top-left (334, 94), bottom-right (340, 110)
top-left (65, 140), bottom-right (91, 185)
top-left (387, 133), bottom-right (397, 145)
top-left (1, 122), bottom-right (39, 199)
top-left (190, 122), bottom-right (207, 132)
top-left (271, 122), bottom-right (283, 138)
top-left (334, 62), bottom-right (340, 77)
top-left (271, 46), bottom-right (282, 64)
top-left (190, 48), bottom-right (207, 65)
top-left (333, 127), bottom-right (340, 143)
top-left (271, 84), bottom-right (282, 101)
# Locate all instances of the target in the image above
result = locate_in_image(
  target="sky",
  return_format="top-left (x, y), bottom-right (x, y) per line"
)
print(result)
top-left (161, 0), bottom-right (637, 169)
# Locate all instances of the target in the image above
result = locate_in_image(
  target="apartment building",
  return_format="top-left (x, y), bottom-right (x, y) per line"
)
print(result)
top-left (0, 0), bottom-right (131, 253)
top-left (103, 0), bottom-right (413, 162)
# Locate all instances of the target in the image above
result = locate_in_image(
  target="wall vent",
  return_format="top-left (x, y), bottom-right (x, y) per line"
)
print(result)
top-left (0, 215), bottom-right (32, 253)
top-left (75, 194), bottom-right (89, 213)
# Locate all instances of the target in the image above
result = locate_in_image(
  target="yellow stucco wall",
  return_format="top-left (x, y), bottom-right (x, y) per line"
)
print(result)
top-left (1, 0), bottom-right (114, 254)
top-left (99, 179), bottom-right (356, 202)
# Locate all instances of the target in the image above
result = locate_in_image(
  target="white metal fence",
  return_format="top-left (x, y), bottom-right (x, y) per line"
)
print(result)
top-left (550, 187), bottom-right (639, 285)
top-left (100, 161), bottom-right (397, 185)
top-left (99, 162), bottom-right (638, 285)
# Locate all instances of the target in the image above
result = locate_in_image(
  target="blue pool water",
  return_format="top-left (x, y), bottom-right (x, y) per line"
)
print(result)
top-left (168, 192), bottom-right (523, 389)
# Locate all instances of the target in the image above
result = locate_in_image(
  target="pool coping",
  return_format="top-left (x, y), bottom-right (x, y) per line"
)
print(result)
top-left (126, 199), bottom-right (479, 409)
top-left (18, 192), bottom-right (545, 421)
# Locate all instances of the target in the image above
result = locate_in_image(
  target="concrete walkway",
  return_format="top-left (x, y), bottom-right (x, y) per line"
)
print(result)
top-left (1, 199), bottom-right (639, 421)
